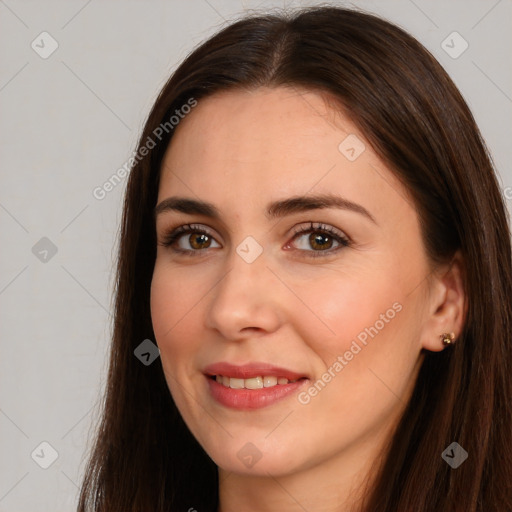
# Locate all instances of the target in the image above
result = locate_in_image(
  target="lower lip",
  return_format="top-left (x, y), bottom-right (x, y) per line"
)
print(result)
top-left (206, 375), bottom-right (309, 410)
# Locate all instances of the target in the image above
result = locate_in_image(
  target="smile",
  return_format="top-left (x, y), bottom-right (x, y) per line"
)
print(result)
top-left (205, 375), bottom-right (309, 410)
top-left (212, 375), bottom-right (305, 389)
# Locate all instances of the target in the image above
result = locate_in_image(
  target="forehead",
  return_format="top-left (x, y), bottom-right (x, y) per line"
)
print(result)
top-left (157, 87), bottom-right (409, 222)
top-left (161, 87), bottom-right (350, 176)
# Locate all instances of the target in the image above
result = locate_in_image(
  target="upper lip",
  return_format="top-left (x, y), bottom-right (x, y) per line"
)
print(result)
top-left (203, 362), bottom-right (309, 380)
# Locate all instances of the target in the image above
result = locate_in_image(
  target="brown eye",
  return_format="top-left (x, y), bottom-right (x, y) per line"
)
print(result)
top-left (159, 224), bottom-right (221, 254)
top-left (188, 233), bottom-right (212, 250)
top-left (288, 222), bottom-right (351, 259)
top-left (308, 232), bottom-right (335, 251)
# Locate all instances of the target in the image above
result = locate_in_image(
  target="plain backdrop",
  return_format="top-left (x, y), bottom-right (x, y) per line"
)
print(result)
top-left (0, 0), bottom-right (511, 510)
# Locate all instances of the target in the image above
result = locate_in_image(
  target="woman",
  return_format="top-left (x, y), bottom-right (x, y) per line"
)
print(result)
top-left (77, 5), bottom-right (512, 511)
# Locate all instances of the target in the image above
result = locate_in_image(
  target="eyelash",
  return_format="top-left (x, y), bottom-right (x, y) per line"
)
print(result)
top-left (158, 222), bottom-right (351, 259)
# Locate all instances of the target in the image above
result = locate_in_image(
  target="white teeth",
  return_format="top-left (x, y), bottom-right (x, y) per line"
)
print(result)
top-left (229, 377), bottom-right (245, 389)
top-left (214, 375), bottom-right (300, 389)
top-left (263, 376), bottom-right (278, 387)
top-left (245, 376), bottom-right (263, 389)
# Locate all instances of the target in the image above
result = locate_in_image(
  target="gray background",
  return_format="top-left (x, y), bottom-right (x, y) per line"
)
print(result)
top-left (0, 0), bottom-right (510, 510)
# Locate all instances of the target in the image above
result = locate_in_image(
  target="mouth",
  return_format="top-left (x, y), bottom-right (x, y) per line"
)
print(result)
top-left (208, 374), bottom-right (308, 389)
top-left (202, 362), bottom-right (310, 409)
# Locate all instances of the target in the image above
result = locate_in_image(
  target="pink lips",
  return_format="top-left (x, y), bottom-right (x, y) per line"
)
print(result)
top-left (203, 361), bottom-right (308, 381)
top-left (203, 361), bottom-right (309, 410)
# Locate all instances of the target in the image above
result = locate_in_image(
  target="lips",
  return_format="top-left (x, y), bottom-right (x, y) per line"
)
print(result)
top-left (203, 361), bottom-right (310, 409)
top-left (203, 361), bottom-right (309, 381)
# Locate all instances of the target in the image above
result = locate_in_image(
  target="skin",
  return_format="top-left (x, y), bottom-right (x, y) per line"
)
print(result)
top-left (150, 87), bottom-right (465, 512)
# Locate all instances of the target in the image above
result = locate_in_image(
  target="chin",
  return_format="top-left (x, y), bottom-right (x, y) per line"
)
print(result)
top-left (204, 438), bottom-right (305, 476)
top-left (217, 455), bottom-right (298, 476)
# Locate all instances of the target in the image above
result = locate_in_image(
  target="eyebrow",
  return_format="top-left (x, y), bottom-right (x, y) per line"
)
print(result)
top-left (154, 193), bottom-right (377, 225)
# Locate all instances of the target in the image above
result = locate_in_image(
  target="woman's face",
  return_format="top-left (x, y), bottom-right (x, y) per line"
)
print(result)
top-left (151, 87), bottom-right (439, 479)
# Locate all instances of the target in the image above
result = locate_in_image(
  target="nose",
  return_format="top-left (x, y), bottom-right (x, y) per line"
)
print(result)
top-left (204, 246), bottom-right (283, 341)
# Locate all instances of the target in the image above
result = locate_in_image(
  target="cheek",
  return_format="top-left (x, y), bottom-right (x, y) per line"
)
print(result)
top-left (149, 264), bottom-right (203, 377)
top-left (150, 262), bottom-right (207, 341)
top-left (149, 266), bottom-right (202, 407)
top-left (293, 268), bottom-right (402, 360)
top-left (297, 268), bottom-right (422, 420)
top-left (292, 265), bottom-right (421, 420)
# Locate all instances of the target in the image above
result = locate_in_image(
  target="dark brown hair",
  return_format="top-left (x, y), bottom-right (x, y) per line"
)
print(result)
top-left (77, 5), bottom-right (512, 511)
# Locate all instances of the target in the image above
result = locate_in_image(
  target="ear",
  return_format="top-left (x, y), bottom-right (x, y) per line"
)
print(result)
top-left (420, 250), bottom-right (466, 352)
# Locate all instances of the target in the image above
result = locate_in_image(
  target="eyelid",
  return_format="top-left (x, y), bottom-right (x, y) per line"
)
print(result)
top-left (286, 222), bottom-right (351, 258)
top-left (158, 223), bottom-right (221, 250)
top-left (289, 221), bottom-right (350, 243)
top-left (158, 221), bottom-right (351, 257)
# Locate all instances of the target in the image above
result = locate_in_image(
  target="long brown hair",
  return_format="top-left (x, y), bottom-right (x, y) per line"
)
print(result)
top-left (77, 5), bottom-right (512, 511)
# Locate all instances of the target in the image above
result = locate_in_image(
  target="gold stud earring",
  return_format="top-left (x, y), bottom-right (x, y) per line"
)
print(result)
top-left (441, 332), bottom-right (456, 345)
